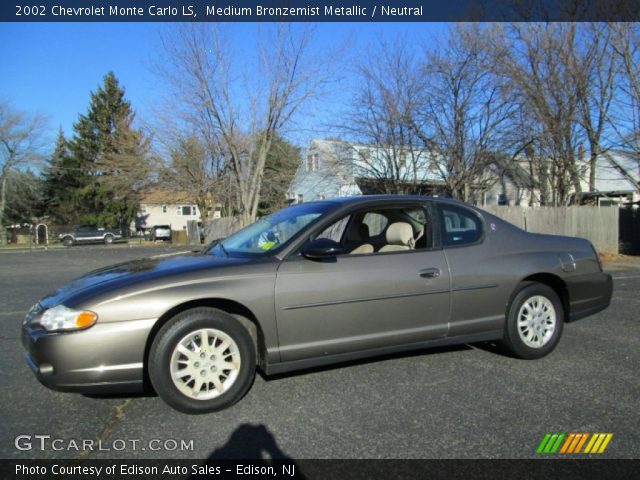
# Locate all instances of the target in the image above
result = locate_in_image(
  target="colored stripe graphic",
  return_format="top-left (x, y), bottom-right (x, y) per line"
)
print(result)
top-left (573, 433), bottom-right (589, 453)
top-left (584, 433), bottom-right (614, 454)
top-left (550, 434), bottom-right (565, 453)
top-left (584, 434), bottom-right (598, 453)
top-left (597, 434), bottom-right (613, 453)
top-left (537, 433), bottom-right (565, 454)
top-left (560, 433), bottom-right (576, 454)
top-left (538, 433), bottom-right (613, 454)
top-left (536, 434), bottom-right (552, 454)
top-left (564, 433), bottom-right (588, 454)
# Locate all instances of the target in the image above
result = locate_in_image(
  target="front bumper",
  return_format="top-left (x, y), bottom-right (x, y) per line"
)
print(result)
top-left (22, 318), bottom-right (156, 393)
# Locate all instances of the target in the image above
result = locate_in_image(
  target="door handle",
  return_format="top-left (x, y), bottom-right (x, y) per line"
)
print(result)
top-left (419, 268), bottom-right (441, 278)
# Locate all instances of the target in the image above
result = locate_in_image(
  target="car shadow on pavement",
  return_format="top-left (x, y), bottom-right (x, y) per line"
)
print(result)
top-left (189, 423), bottom-right (305, 479)
top-left (205, 423), bottom-right (295, 459)
top-left (469, 340), bottom-right (517, 358)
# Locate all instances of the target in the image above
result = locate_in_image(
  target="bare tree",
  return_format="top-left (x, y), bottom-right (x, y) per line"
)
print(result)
top-left (412, 24), bottom-right (517, 201)
top-left (342, 40), bottom-right (432, 194)
top-left (608, 22), bottom-right (640, 191)
top-left (488, 23), bottom-right (589, 204)
top-left (571, 24), bottom-right (617, 192)
top-left (162, 135), bottom-right (227, 233)
top-left (158, 24), bottom-right (330, 227)
top-left (0, 101), bottom-right (47, 243)
top-left (342, 26), bottom-right (516, 201)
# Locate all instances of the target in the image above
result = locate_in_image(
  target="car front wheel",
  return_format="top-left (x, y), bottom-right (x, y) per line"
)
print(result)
top-left (149, 308), bottom-right (256, 414)
top-left (62, 236), bottom-right (73, 247)
top-left (104, 234), bottom-right (114, 245)
top-left (502, 283), bottom-right (564, 359)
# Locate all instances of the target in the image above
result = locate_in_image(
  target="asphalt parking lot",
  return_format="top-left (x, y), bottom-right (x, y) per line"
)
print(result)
top-left (0, 245), bottom-right (638, 460)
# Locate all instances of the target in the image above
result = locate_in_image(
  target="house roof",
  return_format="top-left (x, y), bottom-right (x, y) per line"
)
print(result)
top-left (138, 188), bottom-right (195, 204)
top-left (594, 151), bottom-right (639, 192)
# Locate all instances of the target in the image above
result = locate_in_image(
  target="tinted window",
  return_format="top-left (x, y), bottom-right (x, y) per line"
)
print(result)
top-left (439, 205), bottom-right (482, 246)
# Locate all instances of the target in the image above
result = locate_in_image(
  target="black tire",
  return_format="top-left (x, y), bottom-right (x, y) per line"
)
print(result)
top-left (502, 283), bottom-right (564, 359)
top-left (149, 308), bottom-right (256, 414)
top-left (104, 234), bottom-right (114, 245)
top-left (62, 236), bottom-right (74, 247)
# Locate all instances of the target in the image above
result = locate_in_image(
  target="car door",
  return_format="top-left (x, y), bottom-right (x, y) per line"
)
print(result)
top-left (436, 203), bottom-right (506, 337)
top-left (274, 203), bottom-right (451, 362)
top-left (75, 226), bottom-right (94, 242)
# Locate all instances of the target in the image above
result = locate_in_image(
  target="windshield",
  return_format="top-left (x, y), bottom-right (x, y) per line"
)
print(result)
top-left (206, 202), bottom-right (339, 257)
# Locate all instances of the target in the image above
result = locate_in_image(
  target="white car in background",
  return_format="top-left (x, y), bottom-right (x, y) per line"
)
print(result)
top-left (151, 225), bottom-right (172, 242)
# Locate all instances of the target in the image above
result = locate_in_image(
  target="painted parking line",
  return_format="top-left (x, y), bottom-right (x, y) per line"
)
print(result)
top-left (0, 311), bottom-right (26, 317)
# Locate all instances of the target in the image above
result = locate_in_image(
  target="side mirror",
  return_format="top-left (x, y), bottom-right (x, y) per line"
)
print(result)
top-left (301, 238), bottom-right (344, 259)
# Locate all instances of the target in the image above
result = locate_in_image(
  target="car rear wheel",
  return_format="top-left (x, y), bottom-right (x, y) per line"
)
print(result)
top-left (149, 308), bottom-right (256, 414)
top-left (62, 236), bottom-right (73, 247)
top-left (502, 283), bottom-right (564, 359)
top-left (104, 234), bottom-right (114, 245)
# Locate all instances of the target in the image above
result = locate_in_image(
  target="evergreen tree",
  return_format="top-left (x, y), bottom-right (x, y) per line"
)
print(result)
top-left (41, 129), bottom-right (81, 223)
top-left (4, 169), bottom-right (43, 224)
top-left (258, 135), bottom-right (301, 216)
top-left (68, 72), bottom-right (152, 229)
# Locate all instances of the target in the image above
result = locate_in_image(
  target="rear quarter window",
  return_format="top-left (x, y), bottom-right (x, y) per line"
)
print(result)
top-left (439, 204), bottom-right (483, 246)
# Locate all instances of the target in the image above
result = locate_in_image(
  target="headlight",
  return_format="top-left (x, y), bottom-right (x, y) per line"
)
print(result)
top-left (37, 305), bottom-right (98, 332)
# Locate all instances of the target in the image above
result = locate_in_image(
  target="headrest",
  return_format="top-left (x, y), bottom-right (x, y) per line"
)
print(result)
top-left (385, 222), bottom-right (414, 247)
top-left (346, 223), bottom-right (370, 242)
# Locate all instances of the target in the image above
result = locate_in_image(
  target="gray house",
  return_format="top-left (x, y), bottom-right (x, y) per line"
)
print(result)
top-left (288, 139), bottom-right (640, 207)
top-left (287, 139), bottom-right (538, 206)
top-left (286, 139), bottom-right (361, 203)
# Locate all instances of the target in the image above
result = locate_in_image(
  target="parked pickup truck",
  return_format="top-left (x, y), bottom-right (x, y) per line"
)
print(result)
top-left (58, 225), bottom-right (122, 247)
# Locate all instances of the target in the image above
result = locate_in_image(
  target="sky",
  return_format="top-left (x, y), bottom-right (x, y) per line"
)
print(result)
top-left (0, 22), bottom-right (449, 151)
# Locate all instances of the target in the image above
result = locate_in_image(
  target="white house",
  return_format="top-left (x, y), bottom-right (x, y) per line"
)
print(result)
top-left (574, 150), bottom-right (640, 205)
top-left (134, 189), bottom-right (203, 233)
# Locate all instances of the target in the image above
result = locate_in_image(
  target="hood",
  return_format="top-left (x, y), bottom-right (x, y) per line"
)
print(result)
top-left (38, 252), bottom-right (255, 309)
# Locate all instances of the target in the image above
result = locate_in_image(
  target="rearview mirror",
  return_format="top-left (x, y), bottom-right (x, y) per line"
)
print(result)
top-left (301, 238), bottom-right (343, 259)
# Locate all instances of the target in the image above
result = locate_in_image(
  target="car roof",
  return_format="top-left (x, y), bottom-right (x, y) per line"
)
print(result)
top-left (302, 194), bottom-right (469, 207)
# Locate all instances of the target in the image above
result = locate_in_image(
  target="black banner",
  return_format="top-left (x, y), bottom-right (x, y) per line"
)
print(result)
top-left (2, 0), bottom-right (640, 22)
top-left (3, 459), bottom-right (640, 480)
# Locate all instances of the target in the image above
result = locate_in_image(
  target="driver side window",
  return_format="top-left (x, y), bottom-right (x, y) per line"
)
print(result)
top-left (316, 216), bottom-right (350, 243)
top-left (314, 205), bottom-right (432, 255)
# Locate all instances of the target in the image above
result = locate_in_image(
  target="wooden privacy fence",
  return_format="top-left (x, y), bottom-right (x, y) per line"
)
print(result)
top-left (207, 205), bottom-right (620, 254)
top-left (483, 206), bottom-right (619, 254)
top-left (206, 217), bottom-right (242, 243)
